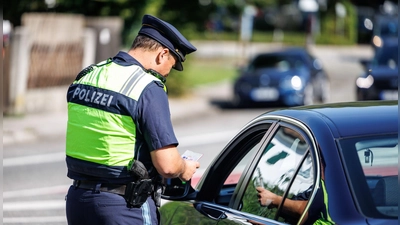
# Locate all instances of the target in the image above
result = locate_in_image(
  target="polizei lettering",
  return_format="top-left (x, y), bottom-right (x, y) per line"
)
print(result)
top-left (72, 87), bottom-right (114, 107)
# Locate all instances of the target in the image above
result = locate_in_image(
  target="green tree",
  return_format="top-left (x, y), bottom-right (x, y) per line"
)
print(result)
top-left (4, 0), bottom-right (149, 46)
top-left (317, 0), bottom-right (357, 44)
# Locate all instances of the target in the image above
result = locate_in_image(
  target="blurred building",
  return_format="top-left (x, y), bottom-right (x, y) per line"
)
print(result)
top-left (3, 20), bottom-right (13, 113)
top-left (3, 13), bottom-right (123, 115)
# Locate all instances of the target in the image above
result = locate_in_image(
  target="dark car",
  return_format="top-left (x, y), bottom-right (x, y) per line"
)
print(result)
top-left (356, 6), bottom-right (374, 44)
top-left (356, 37), bottom-right (398, 101)
top-left (371, 14), bottom-right (398, 52)
top-left (232, 47), bottom-right (330, 108)
top-left (160, 101), bottom-right (398, 225)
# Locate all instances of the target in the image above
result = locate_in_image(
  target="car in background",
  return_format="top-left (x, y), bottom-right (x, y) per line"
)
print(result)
top-left (371, 14), bottom-right (398, 52)
top-left (160, 101), bottom-right (398, 225)
top-left (232, 47), bottom-right (329, 108)
top-left (356, 37), bottom-right (398, 101)
top-left (356, 6), bottom-right (374, 44)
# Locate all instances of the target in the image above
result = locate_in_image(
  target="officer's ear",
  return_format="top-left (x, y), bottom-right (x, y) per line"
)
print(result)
top-left (157, 48), bottom-right (169, 63)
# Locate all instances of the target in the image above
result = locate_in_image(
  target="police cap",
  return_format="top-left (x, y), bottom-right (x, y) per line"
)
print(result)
top-left (138, 14), bottom-right (197, 71)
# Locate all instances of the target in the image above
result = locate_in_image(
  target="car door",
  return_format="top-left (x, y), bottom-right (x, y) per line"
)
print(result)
top-left (214, 121), bottom-right (321, 225)
top-left (160, 121), bottom-right (276, 225)
top-left (161, 119), bottom-right (322, 225)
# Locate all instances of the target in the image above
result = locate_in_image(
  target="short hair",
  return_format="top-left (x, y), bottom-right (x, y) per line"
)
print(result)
top-left (130, 35), bottom-right (163, 51)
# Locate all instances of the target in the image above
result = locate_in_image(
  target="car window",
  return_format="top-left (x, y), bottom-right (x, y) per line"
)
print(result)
top-left (339, 135), bottom-right (398, 218)
top-left (213, 124), bottom-right (273, 206)
top-left (357, 137), bottom-right (398, 217)
top-left (224, 140), bottom-right (262, 185)
top-left (250, 55), bottom-right (300, 70)
top-left (240, 126), bottom-right (314, 224)
top-left (251, 55), bottom-right (282, 69)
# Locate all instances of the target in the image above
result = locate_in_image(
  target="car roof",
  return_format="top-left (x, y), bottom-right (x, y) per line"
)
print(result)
top-left (263, 101), bottom-right (398, 138)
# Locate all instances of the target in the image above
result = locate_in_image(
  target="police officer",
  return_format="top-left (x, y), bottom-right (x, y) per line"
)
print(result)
top-left (65, 14), bottom-right (200, 225)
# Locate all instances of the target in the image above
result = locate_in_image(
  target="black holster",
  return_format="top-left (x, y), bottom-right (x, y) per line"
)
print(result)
top-left (125, 160), bottom-right (153, 208)
top-left (124, 179), bottom-right (153, 208)
top-left (126, 160), bottom-right (165, 208)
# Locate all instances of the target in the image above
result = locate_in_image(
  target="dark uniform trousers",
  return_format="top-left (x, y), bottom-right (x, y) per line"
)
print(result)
top-left (66, 185), bottom-right (159, 225)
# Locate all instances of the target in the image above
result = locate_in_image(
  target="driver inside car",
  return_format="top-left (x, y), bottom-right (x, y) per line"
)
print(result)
top-left (256, 160), bottom-right (335, 225)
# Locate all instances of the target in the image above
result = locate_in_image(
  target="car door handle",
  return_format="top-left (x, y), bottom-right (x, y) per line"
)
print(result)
top-left (194, 203), bottom-right (227, 220)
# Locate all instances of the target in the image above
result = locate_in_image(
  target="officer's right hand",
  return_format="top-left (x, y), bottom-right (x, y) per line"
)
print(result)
top-left (179, 159), bottom-right (200, 182)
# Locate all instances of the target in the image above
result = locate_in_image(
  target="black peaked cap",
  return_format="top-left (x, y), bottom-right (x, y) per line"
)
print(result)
top-left (138, 14), bottom-right (197, 71)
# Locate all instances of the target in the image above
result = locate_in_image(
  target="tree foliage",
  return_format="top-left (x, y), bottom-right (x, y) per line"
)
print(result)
top-left (4, 1), bottom-right (362, 49)
top-left (4, 0), bottom-right (282, 45)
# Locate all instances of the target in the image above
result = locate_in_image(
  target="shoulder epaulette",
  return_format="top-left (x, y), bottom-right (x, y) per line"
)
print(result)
top-left (75, 64), bottom-right (95, 81)
top-left (75, 58), bottom-right (113, 81)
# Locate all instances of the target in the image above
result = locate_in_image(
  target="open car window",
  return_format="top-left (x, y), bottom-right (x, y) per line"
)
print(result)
top-left (199, 122), bottom-right (275, 206)
top-left (240, 126), bottom-right (314, 224)
top-left (215, 130), bottom-right (268, 206)
top-left (223, 141), bottom-right (262, 186)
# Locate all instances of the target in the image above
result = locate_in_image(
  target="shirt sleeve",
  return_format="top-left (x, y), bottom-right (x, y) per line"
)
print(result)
top-left (137, 81), bottom-right (179, 151)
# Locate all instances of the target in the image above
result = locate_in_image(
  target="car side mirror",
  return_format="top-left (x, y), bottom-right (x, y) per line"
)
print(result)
top-left (161, 178), bottom-right (196, 200)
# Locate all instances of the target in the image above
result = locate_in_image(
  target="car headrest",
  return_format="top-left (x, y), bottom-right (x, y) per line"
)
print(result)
top-left (373, 175), bottom-right (398, 206)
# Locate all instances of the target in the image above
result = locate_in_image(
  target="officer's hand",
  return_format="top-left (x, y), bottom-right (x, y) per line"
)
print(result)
top-left (179, 159), bottom-right (200, 182)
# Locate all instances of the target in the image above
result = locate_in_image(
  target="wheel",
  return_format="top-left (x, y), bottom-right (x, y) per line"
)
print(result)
top-left (232, 93), bottom-right (246, 108)
top-left (303, 83), bottom-right (314, 105)
top-left (318, 78), bottom-right (330, 103)
top-left (356, 88), bottom-right (364, 101)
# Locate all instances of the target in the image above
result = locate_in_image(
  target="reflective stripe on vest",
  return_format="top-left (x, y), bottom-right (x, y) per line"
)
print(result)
top-left (314, 179), bottom-right (335, 225)
top-left (66, 61), bottom-right (165, 178)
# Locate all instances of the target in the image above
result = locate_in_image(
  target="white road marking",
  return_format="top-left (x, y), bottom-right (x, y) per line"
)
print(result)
top-left (3, 185), bottom-right (70, 199)
top-left (179, 130), bottom-right (236, 147)
top-left (3, 152), bottom-right (65, 167)
top-left (4, 200), bottom-right (66, 211)
top-left (3, 216), bottom-right (67, 224)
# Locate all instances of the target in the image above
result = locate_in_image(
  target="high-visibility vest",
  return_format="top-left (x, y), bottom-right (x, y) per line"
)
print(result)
top-left (313, 179), bottom-right (335, 225)
top-left (66, 59), bottom-right (166, 179)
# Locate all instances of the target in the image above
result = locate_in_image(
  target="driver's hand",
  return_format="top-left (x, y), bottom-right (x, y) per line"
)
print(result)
top-left (256, 187), bottom-right (276, 207)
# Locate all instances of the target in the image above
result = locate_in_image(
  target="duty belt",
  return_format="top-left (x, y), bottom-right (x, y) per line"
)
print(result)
top-left (73, 180), bottom-right (126, 196)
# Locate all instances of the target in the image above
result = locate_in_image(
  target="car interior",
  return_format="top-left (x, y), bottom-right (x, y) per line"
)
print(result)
top-left (356, 138), bottom-right (398, 218)
top-left (371, 175), bottom-right (398, 216)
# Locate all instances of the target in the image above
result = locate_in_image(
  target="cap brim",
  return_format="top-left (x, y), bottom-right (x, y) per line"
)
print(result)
top-left (173, 62), bottom-right (183, 71)
top-left (171, 52), bottom-right (183, 71)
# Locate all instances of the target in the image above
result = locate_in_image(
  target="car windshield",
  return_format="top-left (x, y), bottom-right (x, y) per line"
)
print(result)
top-left (338, 134), bottom-right (398, 218)
top-left (250, 54), bottom-right (306, 71)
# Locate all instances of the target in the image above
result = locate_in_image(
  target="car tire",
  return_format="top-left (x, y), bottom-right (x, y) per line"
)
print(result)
top-left (303, 83), bottom-right (314, 105)
top-left (319, 78), bottom-right (330, 103)
top-left (356, 89), bottom-right (364, 101)
top-left (232, 93), bottom-right (246, 108)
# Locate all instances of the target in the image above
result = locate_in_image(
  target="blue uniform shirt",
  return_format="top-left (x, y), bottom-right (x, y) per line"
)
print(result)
top-left (112, 51), bottom-right (179, 170)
